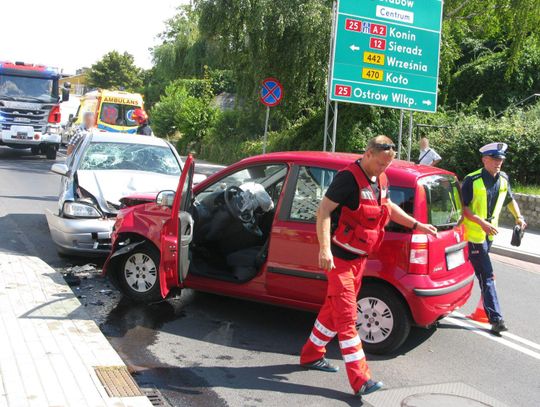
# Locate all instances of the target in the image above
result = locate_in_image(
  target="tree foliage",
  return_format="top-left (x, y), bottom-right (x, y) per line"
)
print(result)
top-left (144, 0), bottom-right (540, 184)
top-left (86, 51), bottom-right (143, 91)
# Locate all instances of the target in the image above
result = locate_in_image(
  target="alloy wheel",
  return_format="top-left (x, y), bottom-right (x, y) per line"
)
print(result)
top-left (356, 296), bottom-right (394, 344)
top-left (123, 252), bottom-right (158, 293)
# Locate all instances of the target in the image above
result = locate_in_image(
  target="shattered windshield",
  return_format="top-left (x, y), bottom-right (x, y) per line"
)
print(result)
top-left (79, 142), bottom-right (181, 175)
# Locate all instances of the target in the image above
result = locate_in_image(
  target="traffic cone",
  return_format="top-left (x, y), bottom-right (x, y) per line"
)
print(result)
top-left (467, 296), bottom-right (489, 323)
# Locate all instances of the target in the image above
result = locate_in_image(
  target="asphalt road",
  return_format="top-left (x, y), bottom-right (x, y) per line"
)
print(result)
top-left (0, 146), bottom-right (539, 407)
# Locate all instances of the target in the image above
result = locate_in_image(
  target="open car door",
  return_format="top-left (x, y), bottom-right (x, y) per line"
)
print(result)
top-left (159, 155), bottom-right (195, 298)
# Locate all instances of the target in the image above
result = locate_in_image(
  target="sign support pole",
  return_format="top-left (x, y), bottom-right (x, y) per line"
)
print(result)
top-left (397, 109), bottom-right (404, 159)
top-left (323, 1), bottom-right (338, 151)
top-left (331, 102), bottom-right (339, 152)
top-left (407, 111), bottom-right (414, 162)
top-left (263, 105), bottom-right (270, 154)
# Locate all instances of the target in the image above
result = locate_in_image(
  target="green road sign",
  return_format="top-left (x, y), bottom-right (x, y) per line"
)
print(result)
top-left (330, 0), bottom-right (443, 113)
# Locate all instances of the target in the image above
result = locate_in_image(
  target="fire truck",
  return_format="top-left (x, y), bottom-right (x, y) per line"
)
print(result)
top-left (0, 61), bottom-right (70, 159)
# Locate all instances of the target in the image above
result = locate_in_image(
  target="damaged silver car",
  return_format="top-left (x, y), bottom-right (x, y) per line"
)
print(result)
top-left (46, 132), bottom-right (195, 256)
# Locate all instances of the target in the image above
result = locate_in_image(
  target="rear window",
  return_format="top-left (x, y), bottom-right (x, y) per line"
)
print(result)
top-left (419, 175), bottom-right (462, 230)
top-left (99, 103), bottom-right (140, 127)
top-left (386, 186), bottom-right (415, 233)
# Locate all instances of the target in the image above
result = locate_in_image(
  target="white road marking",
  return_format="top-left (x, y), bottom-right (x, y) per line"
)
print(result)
top-left (453, 312), bottom-right (540, 352)
top-left (444, 313), bottom-right (540, 361)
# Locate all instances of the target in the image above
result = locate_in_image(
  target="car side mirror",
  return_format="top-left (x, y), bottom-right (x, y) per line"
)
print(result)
top-left (51, 163), bottom-right (69, 176)
top-left (62, 87), bottom-right (70, 102)
top-left (156, 190), bottom-right (175, 207)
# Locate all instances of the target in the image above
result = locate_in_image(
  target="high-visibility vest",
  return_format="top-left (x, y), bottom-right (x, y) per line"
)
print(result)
top-left (332, 161), bottom-right (392, 255)
top-left (463, 169), bottom-right (508, 243)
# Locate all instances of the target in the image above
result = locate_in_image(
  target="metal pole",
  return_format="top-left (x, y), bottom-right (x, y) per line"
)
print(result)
top-left (323, 1), bottom-right (338, 151)
top-left (324, 100), bottom-right (330, 152)
top-left (331, 102), bottom-right (338, 152)
top-left (407, 111), bottom-right (413, 162)
top-left (263, 106), bottom-right (270, 154)
top-left (397, 110), bottom-right (404, 159)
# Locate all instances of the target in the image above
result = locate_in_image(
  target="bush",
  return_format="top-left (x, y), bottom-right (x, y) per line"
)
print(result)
top-left (197, 102), bottom-right (540, 186)
top-left (418, 105), bottom-right (540, 184)
top-left (150, 79), bottom-right (218, 151)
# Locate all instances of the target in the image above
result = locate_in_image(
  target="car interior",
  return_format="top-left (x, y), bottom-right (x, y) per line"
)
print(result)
top-left (188, 164), bottom-right (288, 283)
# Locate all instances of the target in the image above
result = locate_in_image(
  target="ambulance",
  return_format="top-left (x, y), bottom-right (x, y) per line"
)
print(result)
top-left (75, 89), bottom-right (144, 134)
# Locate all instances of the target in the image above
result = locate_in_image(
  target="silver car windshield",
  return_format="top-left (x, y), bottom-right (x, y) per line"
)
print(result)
top-left (79, 142), bottom-right (181, 176)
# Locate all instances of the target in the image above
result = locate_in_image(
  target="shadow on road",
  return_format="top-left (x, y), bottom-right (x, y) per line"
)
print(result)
top-left (102, 290), bottom-right (439, 361)
top-left (134, 364), bottom-right (365, 406)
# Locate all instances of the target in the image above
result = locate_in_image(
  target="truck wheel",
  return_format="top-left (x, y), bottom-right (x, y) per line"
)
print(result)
top-left (357, 283), bottom-right (411, 355)
top-left (45, 146), bottom-right (57, 160)
top-left (31, 147), bottom-right (40, 155)
top-left (117, 243), bottom-right (162, 303)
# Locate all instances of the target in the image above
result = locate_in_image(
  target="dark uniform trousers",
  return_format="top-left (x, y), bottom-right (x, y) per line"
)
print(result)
top-left (468, 240), bottom-right (503, 323)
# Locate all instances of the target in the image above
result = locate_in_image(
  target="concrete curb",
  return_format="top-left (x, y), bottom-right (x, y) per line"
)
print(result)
top-left (491, 245), bottom-right (540, 265)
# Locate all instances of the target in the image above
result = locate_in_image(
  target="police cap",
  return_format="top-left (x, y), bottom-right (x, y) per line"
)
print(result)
top-left (479, 142), bottom-right (507, 159)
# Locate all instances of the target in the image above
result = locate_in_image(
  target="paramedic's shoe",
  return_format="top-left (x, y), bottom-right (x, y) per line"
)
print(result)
top-left (356, 379), bottom-right (384, 398)
top-left (301, 357), bottom-right (339, 373)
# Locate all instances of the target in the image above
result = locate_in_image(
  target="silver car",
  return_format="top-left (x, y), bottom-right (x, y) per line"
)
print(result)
top-left (46, 132), bottom-right (195, 256)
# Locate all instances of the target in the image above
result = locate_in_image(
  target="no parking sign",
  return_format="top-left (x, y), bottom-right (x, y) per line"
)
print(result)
top-left (260, 78), bottom-right (283, 153)
top-left (260, 78), bottom-right (283, 107)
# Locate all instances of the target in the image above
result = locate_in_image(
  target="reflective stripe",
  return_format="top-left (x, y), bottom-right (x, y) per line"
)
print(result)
top-left (361, 189), bottom-right (374, 200)
top-left (309, 333), bottom-right (329, 347)
top-left (343, 349), bottom-right (366, 363)
top-left (339, 336), bottom-right (361, 349)
top-left (331, 236), bottom-right (368, 255)
top-left (314, 320), bottom-right (336, 337)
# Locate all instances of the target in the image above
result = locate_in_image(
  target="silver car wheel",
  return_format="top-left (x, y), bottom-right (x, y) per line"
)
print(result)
top-left (356, 296), bottom-right (394, 344)
top-left (123, 252), bottom-right (157, 293)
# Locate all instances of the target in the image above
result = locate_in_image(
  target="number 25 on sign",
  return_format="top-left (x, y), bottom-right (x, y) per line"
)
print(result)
top-left (335, 85), bottom-right (352, 97)
top-left (362, 68), bottom-right (383, 82)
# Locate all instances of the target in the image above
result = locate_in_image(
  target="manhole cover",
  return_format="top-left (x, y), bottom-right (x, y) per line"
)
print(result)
top-left (402, 393), bottom-right (492, 407)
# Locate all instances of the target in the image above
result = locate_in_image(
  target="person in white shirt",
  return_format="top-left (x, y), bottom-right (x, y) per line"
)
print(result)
top-left (417, 136), bottom-right (442, 166)
top-left (67, 112), bottom-right (95, 156)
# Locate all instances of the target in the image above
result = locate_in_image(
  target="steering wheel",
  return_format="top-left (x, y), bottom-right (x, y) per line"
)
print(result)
top-left (224, 186), bottom-right (253, 223)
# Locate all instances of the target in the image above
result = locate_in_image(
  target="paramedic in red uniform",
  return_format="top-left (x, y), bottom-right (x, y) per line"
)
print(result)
top-left (300, 135), bottom-right (438, 398)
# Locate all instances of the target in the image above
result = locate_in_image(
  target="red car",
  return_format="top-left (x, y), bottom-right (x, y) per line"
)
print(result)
top-left (104, 152), bottom-right (474, 354)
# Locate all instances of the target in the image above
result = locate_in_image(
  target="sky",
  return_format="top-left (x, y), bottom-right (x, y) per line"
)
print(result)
top-left (0, 0), bottom-right (190, 74)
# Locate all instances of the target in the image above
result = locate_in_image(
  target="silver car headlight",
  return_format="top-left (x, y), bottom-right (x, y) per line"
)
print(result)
top-left (63, 201), bottom-right (102, 218)
top-left (46, 126), bottom-right (59, 134)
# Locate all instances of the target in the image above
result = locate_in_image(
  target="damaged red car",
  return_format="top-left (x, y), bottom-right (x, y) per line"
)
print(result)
top-left (103, 152), bottom-right (474, 354)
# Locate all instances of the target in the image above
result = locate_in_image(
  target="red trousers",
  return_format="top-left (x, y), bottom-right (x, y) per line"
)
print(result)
top-left (300, 256), bottom-right (370, 393)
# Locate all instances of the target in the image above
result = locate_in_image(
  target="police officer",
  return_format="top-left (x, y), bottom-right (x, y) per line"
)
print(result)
top-left (132, 108), bottom-right (153, 136)
top-left (462, 142), bottom-right (527, 334)
top-left (299, 135), bottom-right (438, 399)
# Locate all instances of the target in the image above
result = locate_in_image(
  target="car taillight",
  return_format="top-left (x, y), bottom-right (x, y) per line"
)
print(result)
top-left (48, 105), bottom-right (61, 124)
top-left (409, 234), bottom-right (429, 274)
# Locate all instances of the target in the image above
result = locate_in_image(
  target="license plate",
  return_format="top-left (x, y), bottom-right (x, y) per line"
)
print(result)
top-left (446, 248), bottom-right (465, 270)
top-left (13, 132), bottom-right (30, 140)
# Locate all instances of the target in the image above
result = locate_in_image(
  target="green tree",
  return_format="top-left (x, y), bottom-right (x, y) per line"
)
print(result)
top-left (87, 51), bottom-right (143, 91)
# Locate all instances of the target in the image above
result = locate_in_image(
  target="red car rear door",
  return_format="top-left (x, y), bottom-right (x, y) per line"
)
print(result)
top-left (266, 164), bottom-right (338, 304)
top-left (159, 155), bottom-right (195, 298)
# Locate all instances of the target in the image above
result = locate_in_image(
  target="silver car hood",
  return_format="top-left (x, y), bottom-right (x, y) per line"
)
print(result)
top-left (77, 170), bottom-right (180, 212)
